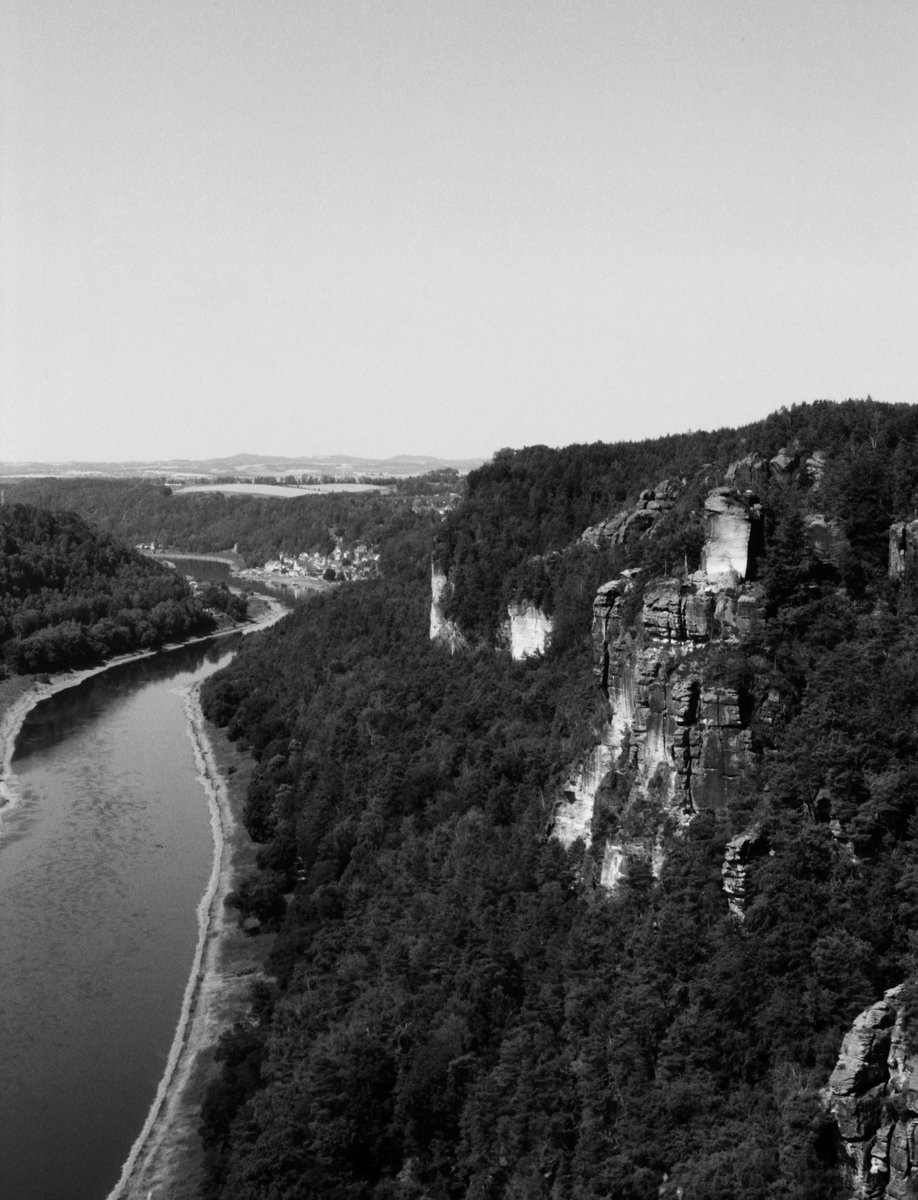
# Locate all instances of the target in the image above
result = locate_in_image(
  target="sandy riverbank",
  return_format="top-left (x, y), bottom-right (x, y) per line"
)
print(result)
top-left (100, 593), bottom-right (289, 1199)
top-left (105, 690), bottom-right (273, 1200)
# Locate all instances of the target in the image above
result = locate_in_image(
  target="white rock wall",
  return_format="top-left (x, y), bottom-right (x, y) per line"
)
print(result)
top-left (429, 563), bottom-right (468, 652)
top-left (507, 603), bottom-right (553, 660)
top-left (702, 489), bottom-right (754, 581)
top-left (554, 744), bottom-right (614, 848)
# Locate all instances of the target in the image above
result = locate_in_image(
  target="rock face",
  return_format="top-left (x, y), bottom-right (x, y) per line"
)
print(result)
top-left (553, 565), bottom-right (762, 887)
top-left (595, 572), bottom-right (759, 811)
top-left (806, 449), bottom-right (828, 487)
top-left (581, 479), bottom-right (681, 549)
top-left (553, 482), bottom-right (775, 889)
top-left (769, 446), bottom-right (799, 478)
top-left (825, 986), bottom-right (918, 1198)
top-left (506, 602), bottom-right (553, 660)
top-left (555, 746), bottom-right (614, 847)
top-left (701, 488), bottom-right (763, 581)
top-left (889, 521), bottom-right (918, 580)
top-left (725, 452), bottom-right (769, 493)
top-left (721, 826), bottom-right (769, 918)
top-left (429, 562), bottom-right (468, 653)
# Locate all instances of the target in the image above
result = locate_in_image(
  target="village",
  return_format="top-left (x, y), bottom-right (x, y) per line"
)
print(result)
top-left (239, 537), bottom-right (381, 585)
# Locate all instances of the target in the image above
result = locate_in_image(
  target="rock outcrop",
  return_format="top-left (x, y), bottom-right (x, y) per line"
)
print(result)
top-left (595, 571), bottom-right (759, 811)
top-left (806, 449), bottom-right (828, 487)
top-left (721, 826), bottom-right (769, 918)
top-left (825, 986), bottom-right (918, 1198)
top-left (581, 479), bottom-right (681, 549)
top-left (769, 446), bottom-right (799, 479)
top-left (701, 488), bottom-right (763, 581)
top-left (553, 482), bottom-right (773, 889)
top-left (725, 452), bottom-right (769, 493)
top-left (723, 446), bottom-right (798, 492)
top-left (889, 521), bottom-right (918, 580)
top-left (506, 602), bottom-right (553, 660)
top-left (554, 565), bottom-right (763, 887)
top-left (429, 562), bottom-right (468, 653)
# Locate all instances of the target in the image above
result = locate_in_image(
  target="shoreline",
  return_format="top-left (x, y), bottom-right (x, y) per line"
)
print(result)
top-left (0, 594), bottom-right (287, 821)
top-left (0, 595), bottom-right (290, 1197)
top-left (105, 685), bottom-right (271, 1200)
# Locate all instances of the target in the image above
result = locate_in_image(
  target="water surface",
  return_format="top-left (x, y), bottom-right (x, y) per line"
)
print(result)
top-left (0, 639), bottom-right (237, 1200)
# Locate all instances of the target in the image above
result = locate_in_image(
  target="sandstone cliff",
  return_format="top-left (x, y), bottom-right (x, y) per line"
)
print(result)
top-left (554, 557), bottom-right (764, 890)
top-left (429, 561), bottom-right (468, 652)
top-left (504, 602), bottom-right (553, 660)
top-left (552, 449), bottom-right (847, 901)
top-left (700, 487), bottom-right (762, 581)
top-left (825, 986), bottom-right (918, 1198)
top-left (889, 520), bottom-right (918, 580)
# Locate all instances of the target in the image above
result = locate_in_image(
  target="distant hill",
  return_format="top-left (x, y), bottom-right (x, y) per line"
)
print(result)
top-left (0, 452), bottom-right (484, 480)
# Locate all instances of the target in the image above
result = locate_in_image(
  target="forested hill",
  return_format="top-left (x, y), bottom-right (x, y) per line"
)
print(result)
top-left (436, 397), bottom-right (913, 639)
top-left (6, 473), bottom-right (460, 567)
top-left (198, 399), bottom-right (918, 1199)
top-left (0, 502), bottom-right (220, 674)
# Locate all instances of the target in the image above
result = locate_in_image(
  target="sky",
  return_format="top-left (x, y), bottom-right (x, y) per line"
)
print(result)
top-left (1, 1), bottom-right (916, 463)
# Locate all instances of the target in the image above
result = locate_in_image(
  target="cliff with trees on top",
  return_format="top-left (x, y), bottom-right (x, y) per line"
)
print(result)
top-left (186, 398), bottom-right (918, 1198)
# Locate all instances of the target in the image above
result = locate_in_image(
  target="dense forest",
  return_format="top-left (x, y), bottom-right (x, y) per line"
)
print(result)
top-left (6, 473), bottom-right (461, 568)
top-left (437, 398), bottom-right (917, 639)
top-left (185, 400), bottom-right (918, 1197)
top-left (0, 502), bottom-right (229, 674)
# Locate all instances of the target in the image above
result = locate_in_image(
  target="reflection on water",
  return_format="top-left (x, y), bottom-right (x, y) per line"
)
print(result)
top-left (12, 639), bottom-right (237, 765)
top-left (0, 639), bottom-right (235, 1200)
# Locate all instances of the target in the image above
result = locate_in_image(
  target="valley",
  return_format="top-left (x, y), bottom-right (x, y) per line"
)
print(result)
top-left (5, 402), bottom-right (918, 1197)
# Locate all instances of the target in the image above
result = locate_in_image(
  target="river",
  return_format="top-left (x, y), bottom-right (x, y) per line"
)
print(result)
top-left (0, 637), bottom-right (242, 1200)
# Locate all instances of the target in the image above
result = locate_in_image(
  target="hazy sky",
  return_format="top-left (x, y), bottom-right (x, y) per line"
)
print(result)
top-left (2, 1), bottom-right (915, 462)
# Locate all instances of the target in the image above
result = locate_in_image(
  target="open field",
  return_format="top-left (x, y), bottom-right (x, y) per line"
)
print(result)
top-left (172, 482), bottom-right (386, 498)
